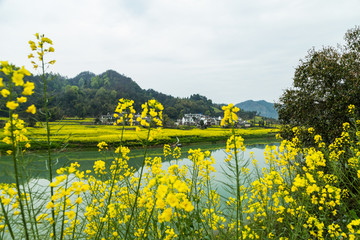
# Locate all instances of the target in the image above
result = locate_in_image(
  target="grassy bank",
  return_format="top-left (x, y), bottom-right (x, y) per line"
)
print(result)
top-left (0, 121), bottom-right (278, 150)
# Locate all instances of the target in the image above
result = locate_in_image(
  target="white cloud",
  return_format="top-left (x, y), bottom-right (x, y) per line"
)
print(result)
top-left (0, 0), bottom-right (360, 103)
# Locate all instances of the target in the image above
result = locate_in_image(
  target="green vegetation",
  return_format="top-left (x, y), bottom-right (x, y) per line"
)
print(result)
top-left (0, 70), bottom-right (226, 122)
top-left (276, 26), bottom-right (360, 143)
top-left (0, 120), bottom-right (278, 150)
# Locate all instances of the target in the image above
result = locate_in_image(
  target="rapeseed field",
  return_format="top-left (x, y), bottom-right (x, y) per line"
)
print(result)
top-left (2, 33), bottom-right (360, 240)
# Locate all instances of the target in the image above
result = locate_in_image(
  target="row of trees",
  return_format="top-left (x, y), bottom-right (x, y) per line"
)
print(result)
top-left (0, 70), bottom-right (224, 123)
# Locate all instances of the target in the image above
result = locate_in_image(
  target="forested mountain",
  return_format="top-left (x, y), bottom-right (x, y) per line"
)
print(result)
top-left (235, 100), bottom-right (278, 119)
top-left (4, 70), bottom-right (222, 121)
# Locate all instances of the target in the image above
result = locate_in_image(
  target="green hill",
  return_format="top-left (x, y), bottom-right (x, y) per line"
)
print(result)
top-left (8, 70), bottom-right (221, 122)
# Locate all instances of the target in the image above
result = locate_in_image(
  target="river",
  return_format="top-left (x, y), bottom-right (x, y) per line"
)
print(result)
top-left (0, 142), bottom-right (279, 185)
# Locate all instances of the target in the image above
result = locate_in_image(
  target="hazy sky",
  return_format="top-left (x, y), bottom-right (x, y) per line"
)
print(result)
top-left (0, 0), bottom-right (359, 104)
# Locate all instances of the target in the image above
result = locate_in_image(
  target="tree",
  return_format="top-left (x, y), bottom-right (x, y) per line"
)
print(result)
top-left (275, 26), bottom-right (360, 143)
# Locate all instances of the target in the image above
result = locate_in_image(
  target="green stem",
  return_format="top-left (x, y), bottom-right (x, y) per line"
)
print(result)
top-left (0, 200), bottom-right (15, 240)
top-left (140, 201), bottom-right (156, 239)
top-left (8, 75), bottom-right (30, 240)
top-left (94, 124), bottom-right (126, 240)
top-left (40, 46), bottom-right (56, 240)
top-left (208, 174), bottom-right (215, 239)
top-left (124, 123), bottom-right (152, 238)
top-left (22, 172), bottom-right (39, 239)
top-left (231, 125), bottom-right (243, 240)
top-left (59, 176), bottom-right (69, 240)
top-left (71, 203), bottom-right (79, 239)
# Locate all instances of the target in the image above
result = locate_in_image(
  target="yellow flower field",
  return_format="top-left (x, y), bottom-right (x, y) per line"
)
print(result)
top-left (0, 122), bottom-right (278, 149)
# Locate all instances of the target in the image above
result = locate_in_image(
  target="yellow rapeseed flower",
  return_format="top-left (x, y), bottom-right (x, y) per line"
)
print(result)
top-left (26, 104), bottom-right (36, 114)
top-left (29, 41), bottom-right (37, 51)
top-left (41, 37), bottom-right (53, 44)
top-left (1, 198), bottom-right (11, 205)
top-left (6, 101), bottom-right (19, 110)
top-left (18, 66), bottom-right (31, 76)
top-left (1, 89), bottom-right (10, 97)
top-left (114, 98), bottom-right (136, 125)
top-left (46, 201), bottom-right (54, 209)
top-left (65, 210), bottom-right (76, 220)
top-left (166, 192), bottom-right (179, 208)
top-left (17, 97), bottom-right (27, 103)
top-left (22, 81), bottom-right (35, 95)
top-left (308, 127), bottom-right (315, 134)
top-left (348, 104), bottom-right (355, 114)
top-left (160, 208), bottom-right (172, 222)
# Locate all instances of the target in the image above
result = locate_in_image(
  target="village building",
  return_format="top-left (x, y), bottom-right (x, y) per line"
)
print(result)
top-left (175, 114), bottom-right (222, 126)
top-left (99, 113), bottom-right (115, 124)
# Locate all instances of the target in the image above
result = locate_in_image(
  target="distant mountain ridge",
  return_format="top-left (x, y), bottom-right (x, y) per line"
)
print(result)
top-left (7, 69), bottom-right (279, 122)
top-left (235, 100), bottom-right (278, 119)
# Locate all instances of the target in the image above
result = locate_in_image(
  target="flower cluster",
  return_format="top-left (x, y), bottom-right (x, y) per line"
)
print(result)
top-left (136, 99), bottom-right (163, 127)
top-left (2, 114), bottom-right (31, 149)
top-left (221, 103), bottom-right (239, 126)
top-left (45, 163), bottom-right (90, 238)
top-left (225, 135), bottom-right (246, 162)
top-left (114, 98), bottom-right (136, 126)
top-left (28, 33), bottom-right (55, 70)
top-left (0, 61), bottom-right (35, 113)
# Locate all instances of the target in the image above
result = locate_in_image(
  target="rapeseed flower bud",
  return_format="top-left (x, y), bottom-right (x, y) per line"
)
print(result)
top-left (29, 41), bottom-right (37, 51)
top-left (41, 37), bottom-right (53, 45)
top-left (163, 144), bottom-right (172, 158)
top-left (29, 33), bottom-right (55, 71)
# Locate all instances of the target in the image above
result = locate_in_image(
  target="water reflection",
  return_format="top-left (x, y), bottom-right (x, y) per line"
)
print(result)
top-left (0, 142), bottom-right (280, 184)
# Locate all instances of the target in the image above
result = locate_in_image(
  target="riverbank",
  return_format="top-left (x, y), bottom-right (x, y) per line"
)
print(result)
top-left (0, 123), bottom-right (278, 151)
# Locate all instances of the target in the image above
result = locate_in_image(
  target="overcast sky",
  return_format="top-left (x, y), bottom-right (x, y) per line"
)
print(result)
top-left (0, 0), bottom-right (359, 104)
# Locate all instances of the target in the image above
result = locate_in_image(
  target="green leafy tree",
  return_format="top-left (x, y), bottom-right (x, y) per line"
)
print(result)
top-left (275, 26), bottom-right (360, 143)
